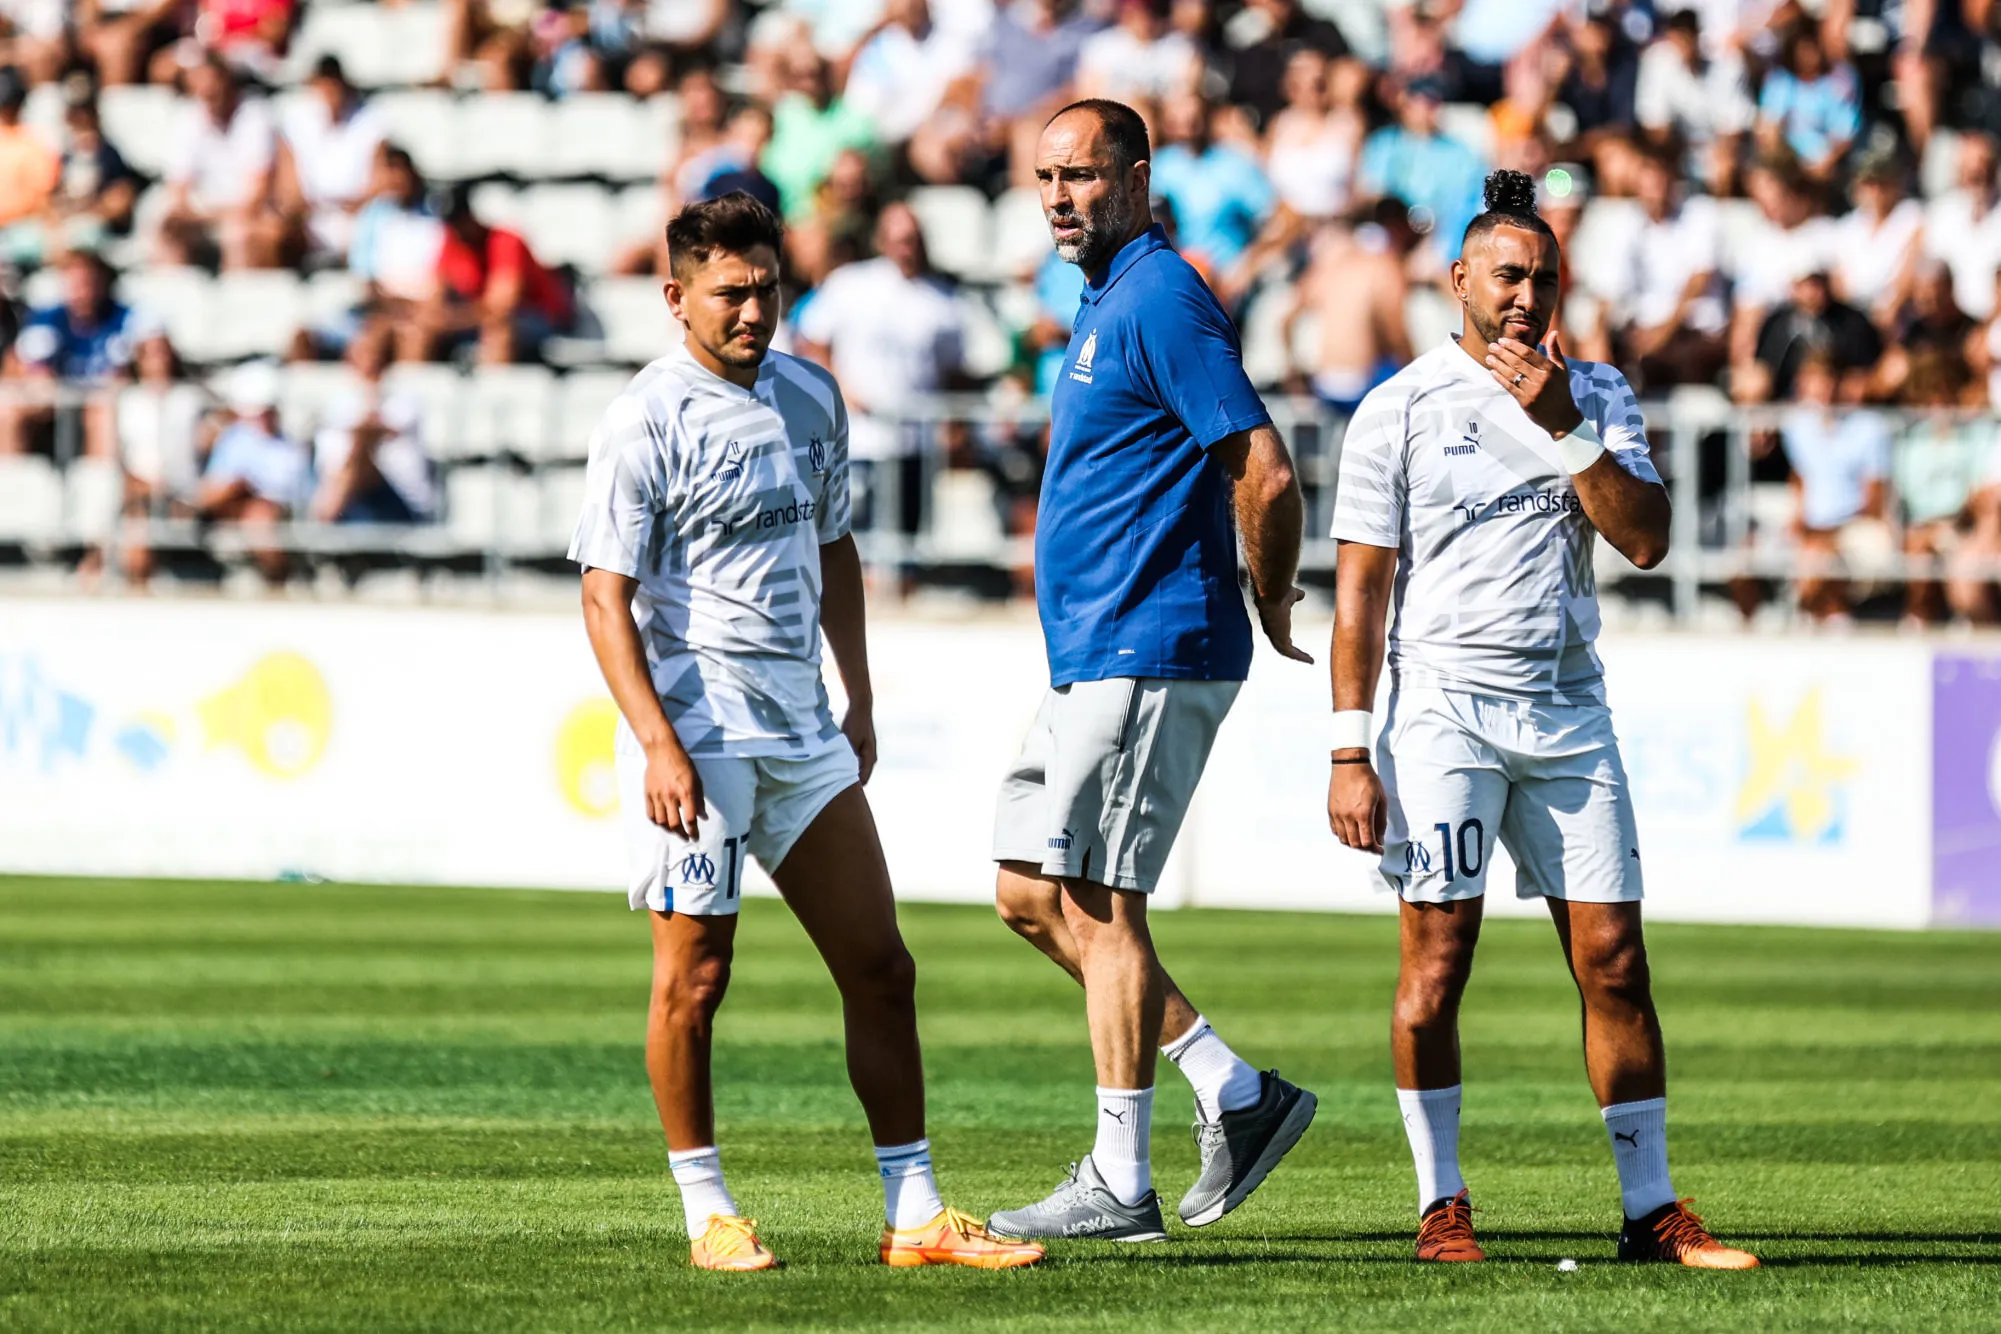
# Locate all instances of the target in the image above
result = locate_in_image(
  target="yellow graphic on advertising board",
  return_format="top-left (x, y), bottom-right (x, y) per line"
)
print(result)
top-left (1734, 688), bottom-right (1859, 844)
top-left (556, 698), bottom-right (620, 818)
top-left (198, 652), bottom-right (332, 779)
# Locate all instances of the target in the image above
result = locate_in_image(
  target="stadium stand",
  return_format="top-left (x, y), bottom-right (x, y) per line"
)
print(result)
top-left (6, 0), bottom-right (2001, 624)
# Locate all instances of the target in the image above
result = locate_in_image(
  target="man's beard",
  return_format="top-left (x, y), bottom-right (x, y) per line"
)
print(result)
top-left (1469, 304), bottom-right (1544, 349)
top-left (1052, 192), bottom-right (1133, 270)
top-left (705, 325), bottom-right (770, 367)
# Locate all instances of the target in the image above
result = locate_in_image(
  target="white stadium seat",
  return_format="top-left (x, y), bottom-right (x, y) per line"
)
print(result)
top-left (552, 95), bottom-right (674, 181)
top-left (1439, 103), bottom-right (1496, 163)
top-left (589, 277), bottom-right (678, 366)
top-left (0, 457), bottom-right (64, 544)
top-left (277, 363), bottom-right (362, 442)
top-left (551, 370), bottom-right (635, 461)
top-left (372, 90), bottom-right (463, 181)
top-left (616, 184), bottom-right (667, 251)
top-left (927, 471), bottom-right (1006, 562)
top-left (468, 181), bottom-right (526, 231)
top-left (206, 272), bottom-right (307, 361)
top-left (290, 1), bottom-right (448, 88)
top-left (990, 187), bottom-right (1052, 281)
top-left (444, 464), bottom-right (540, 551)
top-left (303, 270), bottom-right (365, 328)
top-left (537, 466), bottom-right (592, 552)
top-left (117, 268), bottom-right (214, 361)
top-left (518, 184), bottom-right (619, 271)
top-left (65, 459), bottom-right (126, 546)
top-left (455, 94), bottom-right (557, 179)
top-left (22, 83), bottom-right (63, 147)
top-left (99, 85), bottom-right (178, 177)
top-left (383, 364), bottom-right (469, 459)
top-left (1238, 284), bottom-right (1295, 388)
top-left (957, 292), bottom-right (1013, 381)
top-left (460, 366), bottom-right (557, 458)
top-left (906, 185), bottom-right (993, 280)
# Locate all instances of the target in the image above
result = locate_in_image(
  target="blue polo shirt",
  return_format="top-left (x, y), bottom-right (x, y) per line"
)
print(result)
top-left (1037, 225), bottom-right (1270, 686)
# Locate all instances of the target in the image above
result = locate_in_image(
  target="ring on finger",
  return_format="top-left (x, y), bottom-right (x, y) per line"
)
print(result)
top-left (1512, 372), bottom-right (1526, 386)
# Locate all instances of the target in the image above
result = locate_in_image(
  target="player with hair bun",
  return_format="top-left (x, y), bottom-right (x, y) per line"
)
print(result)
top-left (1325, 169), bottom-right (1757, 1268)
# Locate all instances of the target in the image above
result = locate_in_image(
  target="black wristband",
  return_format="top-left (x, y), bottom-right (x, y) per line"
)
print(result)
top-left (1331, 754), bottom-right (1373, 765)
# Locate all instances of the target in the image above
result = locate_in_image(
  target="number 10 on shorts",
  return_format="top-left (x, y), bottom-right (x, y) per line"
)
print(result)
top-left (1415, 819), bottom-right (1485, 883)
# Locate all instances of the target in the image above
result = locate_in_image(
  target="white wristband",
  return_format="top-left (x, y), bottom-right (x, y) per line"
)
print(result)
top-left (1555, 417), bottom-right (1606, 474)
top-left (1332, 710), bottom-right (1373, 752)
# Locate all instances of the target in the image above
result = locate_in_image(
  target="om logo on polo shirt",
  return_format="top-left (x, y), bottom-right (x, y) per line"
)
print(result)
top-left (1069, 329), bottom-right (1098, 385)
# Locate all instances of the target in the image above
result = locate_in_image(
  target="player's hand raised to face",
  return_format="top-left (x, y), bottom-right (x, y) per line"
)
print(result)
top-left (1257, 587), bottom-right (1316, 664)
top-left (842, 702), bottom-right (878, 785)
top-left (1487, 330), bottom-right (1585, 439)
top-left (644, 742), bottom-right (705, 840)
top-left (1328, 760), bottom-right (1387, 855)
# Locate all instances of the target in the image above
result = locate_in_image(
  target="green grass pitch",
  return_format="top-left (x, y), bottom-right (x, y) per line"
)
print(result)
top-left (1, 877), bottom-right (1997, 1332)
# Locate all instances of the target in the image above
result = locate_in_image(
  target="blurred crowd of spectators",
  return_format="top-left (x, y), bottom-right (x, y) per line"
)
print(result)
top-left (9, 0), bottom-right (2001, 621)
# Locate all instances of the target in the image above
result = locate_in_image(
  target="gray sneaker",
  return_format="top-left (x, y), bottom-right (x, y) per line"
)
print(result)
top-left (986, 1156), bottom-right (1169, 1243)
top-left (1178, 1069), bottom-right (1318, 1227)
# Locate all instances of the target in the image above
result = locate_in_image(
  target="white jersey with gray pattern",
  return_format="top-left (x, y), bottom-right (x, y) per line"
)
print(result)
top-left (569, 342), bottom-right (851, 758)
top-left (1330, 339), bottom-right (1661, 704)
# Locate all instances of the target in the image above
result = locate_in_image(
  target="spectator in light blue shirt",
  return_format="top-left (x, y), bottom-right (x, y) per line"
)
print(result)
top-left (1148, 90), bottom-right (1277, 282)
top-left (196, 363), bottom-right (311, 587)
top-left (1779, 352), bottom-right (1890, 624)
top-left (1756, 30), bottom-right (1861, 182)
top-left (1356, 74), bottom-right (1488, 266)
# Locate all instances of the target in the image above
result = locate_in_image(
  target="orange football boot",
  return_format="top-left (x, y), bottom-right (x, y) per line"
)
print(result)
top-left (1415, 1190), bottom-right (1485, 1262)
top-left (1618, 1199), bottom-right (1759, 1269)
top-left (881, 1207), bottom-right (1047, 1269)
top-left (690, 1215), bottom-right (778, 1271)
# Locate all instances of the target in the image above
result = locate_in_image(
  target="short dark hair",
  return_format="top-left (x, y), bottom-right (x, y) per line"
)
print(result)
top-left (667, 191), bottom-right (785, 281)
top-left (1048, 98), bottom-right (1151, 174)
top-left (1461, 168), bottom-right (1557, 252)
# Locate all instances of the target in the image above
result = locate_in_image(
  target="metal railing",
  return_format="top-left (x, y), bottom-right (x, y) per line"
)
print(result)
top-left (7, 381), bottom-right (2001, 616)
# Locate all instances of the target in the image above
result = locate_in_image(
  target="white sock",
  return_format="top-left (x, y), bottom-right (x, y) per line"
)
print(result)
top-left (1602, 1097), bottom-right (1676, 1217)
top-left (667, 1146), bottom-right (738, 1240)
top-left (1161, 1015), bottom-right (1264, 1122)
top-left (1396, 1085), bottom-right (1467, 1213)
top-left (874, 1139), bottom-right (946, 1230)
top-left (1092, 1086), bottom-right (1154, 1206)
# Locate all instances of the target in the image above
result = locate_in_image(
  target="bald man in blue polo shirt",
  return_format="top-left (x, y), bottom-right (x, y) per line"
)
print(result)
top-left (986, 99), bottom-right (1319, 1244)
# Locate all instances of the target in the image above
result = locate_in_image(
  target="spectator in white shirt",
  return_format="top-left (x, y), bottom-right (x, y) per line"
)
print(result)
top-left (842, 0), bottom-right (977, 146)
top-left (1829, 149), bottom-right (1923, 330)
top-left (1076, 0), bottom-right (1201, 105)
top-left (1262, 50), bottom-right (1367, 226)
top-left (310, 329), bottom-right (437, 525)
top-left (1728, 153), bottom-right (1834, 370)
top-left (794, 201), bottom-right (968, 534)
top-left (276, 57), bottom-right (386, 265)
top-left (1633, 8), bottom-right (1753, 194)
top-left (116, 323), bottom-right (218, 586)
top-left (1923, 130), bottom-right (2001, 322)
top-left (1602, 143), bottom-right (1729, 389)
top-left (155, 52), bottom-right (287, 270)
top-left (795, 201), bottom-right (967, 455)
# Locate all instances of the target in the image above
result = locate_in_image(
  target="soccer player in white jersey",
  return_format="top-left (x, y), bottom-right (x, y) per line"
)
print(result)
top-left (1326, 171), bottom-right (1757, 1270)
top-left (570, 194), bottom-right (1043, 1273)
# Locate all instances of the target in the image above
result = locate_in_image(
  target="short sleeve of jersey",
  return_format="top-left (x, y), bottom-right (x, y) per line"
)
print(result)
top-left (1575, 362), bottom-right (1662, 485)
top-left (818, 378), bottom-right (852, 543)
top-left (1330, 387), bottom-right (1406, 547)
top-left (569, 395), bottom-right (665, 579)
top-left (1135, 273), bottom-right (1270, 449)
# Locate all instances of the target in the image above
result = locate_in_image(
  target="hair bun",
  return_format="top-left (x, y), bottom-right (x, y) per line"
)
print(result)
top-left (1481, 169), bottom-right (1539, 218)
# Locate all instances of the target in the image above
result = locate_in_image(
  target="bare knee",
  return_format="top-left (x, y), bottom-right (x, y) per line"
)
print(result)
top-left (995, 869), bottom-right (1060, 942)
top-left (841, 942), bottom-right (917, 1010)
top-left (1576, 935), bottom-right (1653, 1013)
top-left (1395, 956), bottom-right (1473, 1034)
top-left (657, 952), bottom-right (731, 1029)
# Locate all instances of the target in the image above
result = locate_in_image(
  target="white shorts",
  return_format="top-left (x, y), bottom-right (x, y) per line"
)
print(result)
top-left (1374, 687), bottom-right (1644, 905)
top-left (992, 676), bottom-right (1240, 894)
top-left (615, 724), bottom-right (860, 915)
